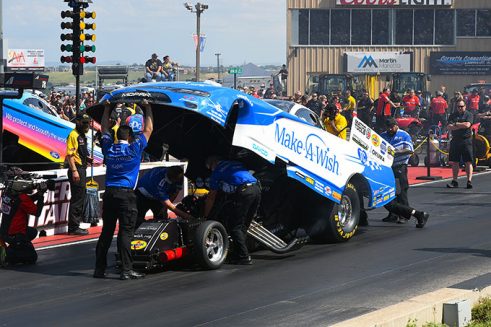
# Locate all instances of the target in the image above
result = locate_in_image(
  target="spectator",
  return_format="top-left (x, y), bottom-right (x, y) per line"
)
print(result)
top-left (278, 64), bottom-right (288, 96)
top-left (343, 90), bottom-right (357, 126)
top-left (447, 100), bottom-right (474, 189)
top-left (162, 55), bottom-right (177, 81)
top-left (323, 104), bottom-right (348, 140)
top-left (307, 93), bottom-right (322, 116)
top-left (264, 83), bottom-right (275, 99)
top-left (145, 53), bottom-right (163, 82)
top-left (357, 90), bottom-right (373, 127)
top-left (389, 90), bottom-right (402, 117)
top-left (467, 89), bottom-right (480, 122)
top-left (293, 90), bottom-right (302, 103)
top-left (450, 91), bottom-right (464, 115)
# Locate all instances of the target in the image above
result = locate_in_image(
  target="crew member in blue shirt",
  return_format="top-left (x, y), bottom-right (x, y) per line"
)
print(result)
top-left (204, 156), bottom-right (261, 265)
top-left (94, 99), bottom-right (153, 280)
top-left (381, 118), bottom-right (429, 228)
top-left (135, 165), bottom-right (193, 228)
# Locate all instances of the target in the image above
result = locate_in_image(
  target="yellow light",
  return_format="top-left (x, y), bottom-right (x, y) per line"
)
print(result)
top-left (79, 22), bottom-right (86, 29)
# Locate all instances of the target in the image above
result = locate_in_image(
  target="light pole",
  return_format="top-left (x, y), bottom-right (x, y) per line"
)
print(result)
top-left (184, 2), bottom-right (208, 82)
top-left (215, 53), bottom-right (221, 82)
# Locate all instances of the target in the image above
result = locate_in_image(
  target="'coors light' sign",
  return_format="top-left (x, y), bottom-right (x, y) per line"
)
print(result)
top-left (336, 0), bottom-right (452, 6)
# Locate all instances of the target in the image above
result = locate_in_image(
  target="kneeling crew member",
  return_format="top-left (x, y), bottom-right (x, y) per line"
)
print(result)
top-left (204, 156), bottom-right (261, 265)
top-left (94, 100), bottom-right (153, 280)
top-left (0, 185), bottom-right (46, 265)
top-left (381, 118), bottom-right (429, 228)
top-left (135, 165), bottom-right (193, 228)
top-left (324, 104), bottom-right (348, 140)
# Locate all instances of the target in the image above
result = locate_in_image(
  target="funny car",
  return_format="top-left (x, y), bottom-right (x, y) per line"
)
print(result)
top-left (88, 82), bottom-right (396, 251)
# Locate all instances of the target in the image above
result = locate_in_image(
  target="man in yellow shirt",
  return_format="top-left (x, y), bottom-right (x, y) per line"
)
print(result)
top-left (343, 89), bottom-right (357, 127)
top-left (324, 104), bottom-right (348, 140)
top-left (66, 113), bottom-right (92, 235)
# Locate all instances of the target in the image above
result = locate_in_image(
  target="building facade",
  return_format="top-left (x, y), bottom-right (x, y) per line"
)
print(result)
top-left (286, 0), bottom-right (491, 97)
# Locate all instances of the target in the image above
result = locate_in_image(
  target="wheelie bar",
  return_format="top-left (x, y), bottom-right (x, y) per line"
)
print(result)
top-left (247, 220), bottom-right (307, 254)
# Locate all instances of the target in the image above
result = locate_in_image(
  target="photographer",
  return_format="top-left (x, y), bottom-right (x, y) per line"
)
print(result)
top-left (0, 181), bottom-right (47, 266)
top-left (323, 104), bottom-right (348, 140)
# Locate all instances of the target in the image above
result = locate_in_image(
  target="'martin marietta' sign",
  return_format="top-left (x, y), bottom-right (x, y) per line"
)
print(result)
top-left (336, 0), bottom-right (452, 6)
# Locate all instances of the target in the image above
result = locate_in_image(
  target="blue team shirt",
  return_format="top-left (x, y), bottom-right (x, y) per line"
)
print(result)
top-left (209, 161), bottom-right (257, 193)
top-left (137, 167), bottom-right (181, 201)
top-left (381, 129), bottom-right (414, 166)
top-left (101, 132), bottom-right (148, 188)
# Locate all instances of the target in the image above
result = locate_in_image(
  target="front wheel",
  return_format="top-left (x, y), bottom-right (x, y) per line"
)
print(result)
top-left (310, 183), bottom-right (361, 243)
top-left (193, 220), bottom-right (228, 270)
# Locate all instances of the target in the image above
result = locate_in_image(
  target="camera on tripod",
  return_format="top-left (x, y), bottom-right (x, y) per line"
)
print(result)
top-left (0, 166), bottom-right (56, 195)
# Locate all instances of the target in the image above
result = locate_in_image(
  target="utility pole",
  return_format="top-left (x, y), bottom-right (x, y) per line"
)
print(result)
top-left (185, 2), bottom-right (208, 82)
top-left (215, 53), bottom-right (221, 82)
top-left (0, 0), bottom-right (4, 74)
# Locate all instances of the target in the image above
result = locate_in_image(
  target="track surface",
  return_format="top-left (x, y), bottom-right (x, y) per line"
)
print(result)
top-left (1, 174), bottom-right (491, 327)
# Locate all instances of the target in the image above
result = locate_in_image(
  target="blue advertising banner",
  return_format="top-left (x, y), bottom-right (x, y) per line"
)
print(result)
top-left (430, 52), bottom-right (491, 76)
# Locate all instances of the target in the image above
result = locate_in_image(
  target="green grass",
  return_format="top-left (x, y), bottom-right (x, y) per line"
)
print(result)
top-left (469, 297), bottom-right (491, 326)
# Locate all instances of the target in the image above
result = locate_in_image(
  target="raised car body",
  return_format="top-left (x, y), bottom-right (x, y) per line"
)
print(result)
top-left (89, 82), bottom-right (396, 242)
top-left (2, 92), bottom-right (103, 166)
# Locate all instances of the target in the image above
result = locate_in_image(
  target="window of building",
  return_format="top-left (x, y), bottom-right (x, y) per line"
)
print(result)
top-left (435, 10), bottom-right (455, 45)
top-left (414, 10), bottom-right (434, 45)
top-left (477, 10), bottom-right (491, 37)
top-left (351, 10), bottom-right (371, 45)
top-left (457, 10), bottom-right (476, 37)
top-left (395, 10), bottom-right (413, 45)
top-left (310, 10), bottom-right (330, 45)
top-left (298, 9), bottom-right (309, 45)
top-left (290, 8), bottom-right (461, 47)
top-left (372, 10), bottom-right (390, 45)
top-left (330, 10), bottom-right (350, 45)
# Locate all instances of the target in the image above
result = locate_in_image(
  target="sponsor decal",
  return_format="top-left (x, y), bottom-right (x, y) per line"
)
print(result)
top-left (358, 148), bottom-right (368, 165)
top-left (388, 147), bottom-right (395, 157)
top-left (366, 129), bottom-right (371, 140)
top-left (160, 232), bottom-right (169, 241)
top-left (383, 195), bottom-right (390, 201)
top-left (305, 177), bottom-right (315, 185)
top-left (354, 119), bottom-right (367, 135)
top-left (380, 141), bottom-right (387, 155)
top-left (371, 149), bottom-right (385, 162)
top-left (131, 240), bottom-right (147, 251)
top-left (389, 191), bottom-right (396, 198)
top-left (295, 171), bottom-right (305, 179)
top-left (353, 135), bottom-right (369, 150)
top-left (50, 151), bottom-right (60, 159)
top-left (120, 92), bottom-right (151, 98)
top-left (252, 143), bottom-right (269, 157)
top-left (275, 123), bottom-right (340, 175)
top-left (371, 134), bottom-right (381, 147)
top-left (324, 186), bottom-right (332, 196)
top-left (332, 191), bottom-right (342, 201)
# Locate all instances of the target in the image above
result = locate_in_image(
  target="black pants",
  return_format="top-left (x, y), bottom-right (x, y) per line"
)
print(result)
top-left (68, 166), bottom-right (86, 232)
top-left (225, 184), bottom-right (261, 258)
top-left (95, 188), bottom-right (138, 272)
top-left (357, 109), bottom-right (371, 127)
top-left (135, 190), bottom-right (167, 229)
top-left (384, 165), bottom-right (414, 219)
top-left (375, 115), bottom-right (389, 133)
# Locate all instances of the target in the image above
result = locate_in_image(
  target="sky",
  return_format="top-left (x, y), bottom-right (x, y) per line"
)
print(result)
top-left (4, 0), bottom-right (286, 67)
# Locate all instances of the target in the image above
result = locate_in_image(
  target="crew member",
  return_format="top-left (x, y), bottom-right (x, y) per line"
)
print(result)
top-left (324, 104), bottom-right (348, 140)
top-left (204, 156), bottom-right (261, 265)
top-left (66, 113), bottom-right (92, 235)
top-left (429, 91), bottom-right (448, 128)
top-left (0, 183), bottom-right (46, 265)
top-left (402, 89), bottom-right (420, 118)
top-left (94, 99), bottom-right (153, 280)
top-left (135, 166), bottom-right (193, 228)
top-left (375, 88), bottom-right (399, 133)
top-left (446, 100), bottom-right (474, 189)
top-left (381, 118), bottom-right (429, 228)
top-left (467, 89), bottom-right (480, 121)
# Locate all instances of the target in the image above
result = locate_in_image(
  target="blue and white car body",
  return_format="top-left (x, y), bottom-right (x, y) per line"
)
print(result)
top-left (91, 82), bottom-right (396, 242)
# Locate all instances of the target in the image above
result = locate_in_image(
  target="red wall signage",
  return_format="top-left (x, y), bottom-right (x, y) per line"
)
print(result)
top-left (336, 0), bottom-right (452, 6)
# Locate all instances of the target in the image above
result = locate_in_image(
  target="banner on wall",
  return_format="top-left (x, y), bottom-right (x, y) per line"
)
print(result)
top-left (345, 52), bottom-right (412, 73)
top-left (430, 52), bottom-right (491, 75)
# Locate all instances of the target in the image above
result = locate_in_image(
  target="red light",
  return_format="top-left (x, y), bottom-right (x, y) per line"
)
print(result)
top-left (79, 57), bottom-right (86, 64)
